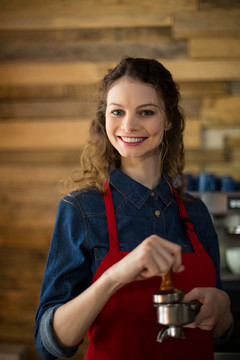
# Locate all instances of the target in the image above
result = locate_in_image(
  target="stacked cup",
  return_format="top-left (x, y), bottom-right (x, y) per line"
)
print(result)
top-left (185, 173), bottom-right (237, 192)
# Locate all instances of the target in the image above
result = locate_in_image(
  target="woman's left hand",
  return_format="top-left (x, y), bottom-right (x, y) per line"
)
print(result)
top-left (184, 287), bottom-right (232, 339)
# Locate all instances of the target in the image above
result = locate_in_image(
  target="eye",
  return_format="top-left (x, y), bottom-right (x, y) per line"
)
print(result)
top-left (140, 110), bottom-right (155, 117)
top-left (111, 109), bottom-right (124, 116)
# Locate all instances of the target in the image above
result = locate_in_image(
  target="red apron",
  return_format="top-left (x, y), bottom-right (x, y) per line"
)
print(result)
top-left (85, 183), bottom-right (216, 359)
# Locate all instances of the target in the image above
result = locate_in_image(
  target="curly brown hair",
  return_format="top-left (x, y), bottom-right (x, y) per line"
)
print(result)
top-left (69, 57), bottom-right (186, 195)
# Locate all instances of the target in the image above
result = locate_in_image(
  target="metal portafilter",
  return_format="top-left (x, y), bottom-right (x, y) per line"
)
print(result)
top-left (153, 272), bottom-right (202, 342)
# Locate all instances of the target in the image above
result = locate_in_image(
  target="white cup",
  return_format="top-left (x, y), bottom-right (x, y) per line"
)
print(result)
top-left (225, 247), bottom-right (240, 275)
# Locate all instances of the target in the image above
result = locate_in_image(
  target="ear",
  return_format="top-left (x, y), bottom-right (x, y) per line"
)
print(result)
top-left (164, 120), bottom-right (172, 131)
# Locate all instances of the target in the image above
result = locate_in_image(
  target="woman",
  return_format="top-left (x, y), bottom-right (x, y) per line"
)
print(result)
top-left (35, 57), bottom-right (232, 359)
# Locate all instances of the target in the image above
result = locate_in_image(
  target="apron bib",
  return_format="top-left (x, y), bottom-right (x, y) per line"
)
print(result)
top-left (85, 183), bottom-right (216, 360)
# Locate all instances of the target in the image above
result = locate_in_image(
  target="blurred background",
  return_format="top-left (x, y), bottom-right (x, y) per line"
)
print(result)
top-left (0, 0), bottom-right (240, 359)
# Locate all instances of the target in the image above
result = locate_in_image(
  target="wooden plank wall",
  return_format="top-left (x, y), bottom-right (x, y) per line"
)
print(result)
top-left (0, 0), bottom-right (240, 358)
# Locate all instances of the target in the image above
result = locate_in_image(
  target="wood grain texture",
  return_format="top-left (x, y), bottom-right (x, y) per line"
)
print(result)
top-left (0, 150), bottom-right (80, 164)
top-left (184, 119), bottom-right (201, 148)
top-left (0, 119), bottom-right (91, 150)
top-left (0, 0), bottom-right (197, 30)
top-left (0, 40), bottom-right (187, 62)
top-left (202, 95), bottom-right (240, 125)
top-left (173, 10), bottom-right (240, 38)
top-left (0, 100), bottom-right (97, 119)
top-left (0, 13), bottom-right (172, 30)
top-left (0, 1), bottom-right (240, 358)
top-left (0, 81), bottom-right (229, 99)
top-left (0, 27), bottom-right (172, 45)
top-left (0, 62), bottom-right (111, 85)
top-left (199, 0), bottom-right (240, 10)
top-left (1, 60), bottom-right (240, 87)
top-left (189, 38), bottom-right (240, 58)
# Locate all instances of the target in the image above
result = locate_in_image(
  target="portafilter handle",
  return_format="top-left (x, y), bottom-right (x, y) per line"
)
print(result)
top-left (189, 299), bottom-right (202, 315)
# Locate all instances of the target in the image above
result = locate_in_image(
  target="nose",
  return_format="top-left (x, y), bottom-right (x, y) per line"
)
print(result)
top-left (121, 112), bottom-right (139, 133)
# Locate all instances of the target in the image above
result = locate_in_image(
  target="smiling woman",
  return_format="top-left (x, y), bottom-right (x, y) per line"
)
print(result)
top-left (105, 76), bottom-right (171, 187)
top-left (66, 57), bottom-right (185, 194)
top-left (35, 57), bottom-right (233, 360)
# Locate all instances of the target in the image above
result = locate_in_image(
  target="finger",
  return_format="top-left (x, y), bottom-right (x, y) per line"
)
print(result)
top-left (144, 236), bottom-right (182, 275)
top-left (152, 236), bottom-right (184, 273)
top-left (184, 288), bottom-right (203, 302)
top-left (139, 250), bottom-right (171, 278)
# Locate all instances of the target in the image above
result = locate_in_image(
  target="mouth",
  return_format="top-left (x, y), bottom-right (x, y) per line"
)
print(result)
top-left (118, 136), bottom-right (147, 145)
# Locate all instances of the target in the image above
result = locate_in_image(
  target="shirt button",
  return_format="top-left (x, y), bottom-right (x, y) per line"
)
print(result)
top-left (155, 210), bottom-right (161, 218)
top-left (150, 191), bottom-right (155, 197)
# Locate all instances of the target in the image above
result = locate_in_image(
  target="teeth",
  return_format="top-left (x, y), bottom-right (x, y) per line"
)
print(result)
top-left (121, 137), bottom-right (144, 143)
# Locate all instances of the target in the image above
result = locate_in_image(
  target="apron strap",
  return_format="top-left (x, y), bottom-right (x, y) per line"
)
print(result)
top-left (104, 181), bottom-right (119, 252)
top-left (170, 184), bottom-right (205, 253)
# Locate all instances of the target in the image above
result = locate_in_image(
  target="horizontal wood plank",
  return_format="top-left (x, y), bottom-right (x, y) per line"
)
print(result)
top-left (225, 136), bottom-right (240, 149)
top-left (0, 27), bottom-right (171, 45)
top-left (0, 0), bottom-right (198, 31)
top-left (0, 0), bottom-right (197, 16)
top-left (0, 13), bottom-right (172, 30)
top-left (184, 163), bottom-right (201, 174)
top-left (162, 60), bottom-right (240, 81)
top-left (189, 37), bottom-right (240, 58)
top-left (173, 10), bottom-right (240, 38)
top-left (0, 150), bottom-right (80, 164)
top-left (199, 0), bottom-right (240, 10)
top-left (181, 98), bottom-right (202, 118)
top-left (0, 100), bottom-right (97, 119)
top-left (202, 164), bottom-right (240, 178)
top-left (0, 84), bottom-right (99, 100)
top-left (0, 290), bottom-right (41, 313)
top-left (1, 60), bottom-right (240, 86)
top-left (0, 62), bottom-right (112, 86)
top-left (0, 186), bottom-right (59, 227)
top-left (185, 148), bottom-right (226, 163)
top-left (184, 119), bottom-right (201, 148)
top-left (0, 119), bottom-right (91, 150)
top-left (179, 81), bottom-right (227, 96)
top-left (0, 247), bottom-right (47, 291)
top-left (202, 95), bottom-right (240, 124)
top-left (0, 311), bottom-right (35, 341)
top-left (0, 165), bottom-right (77, 185)
top-left (0, 40), bottom-right (187, 63)
top-left (0, 81), bottom-right (228, 100)
top-left (0, 226), bottom-right (53, 249)
top-left (0, 95), bottom-right (201, 120)
top-left (229, 82), bottom-right (240, 94)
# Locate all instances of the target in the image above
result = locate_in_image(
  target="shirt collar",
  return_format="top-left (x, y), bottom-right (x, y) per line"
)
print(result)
top-left (109, 168), bottom-right (174, 209)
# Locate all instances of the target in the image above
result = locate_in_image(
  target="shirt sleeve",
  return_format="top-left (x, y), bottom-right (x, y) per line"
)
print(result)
top-left (213, 316), bottom-right (234, 346)
top-left (39, 305), bottom-right (81, 358)
top-left (35, 194), bottom-right (93, 359)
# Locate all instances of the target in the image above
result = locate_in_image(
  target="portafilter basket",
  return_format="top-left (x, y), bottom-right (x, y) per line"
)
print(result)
top-left (153, 288), bottom-right (202, 342)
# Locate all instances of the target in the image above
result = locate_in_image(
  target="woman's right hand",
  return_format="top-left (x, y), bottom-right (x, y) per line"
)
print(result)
top-left (53, 235), bottom-right (184, 348)
top-left (105, 235), bottom-right (185, 288)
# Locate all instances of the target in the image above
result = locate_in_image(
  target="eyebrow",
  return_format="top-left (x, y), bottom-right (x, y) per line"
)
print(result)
top-left (137, 103), bottom-right (159, 109)
top-left (108, 103), bottom-right (159, 108)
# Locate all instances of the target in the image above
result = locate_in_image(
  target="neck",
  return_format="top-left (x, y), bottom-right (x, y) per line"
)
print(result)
top-left (120, 155), bottom-right (162, 189)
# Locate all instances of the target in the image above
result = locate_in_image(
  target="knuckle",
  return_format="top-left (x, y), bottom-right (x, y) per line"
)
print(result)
top-left (173, 243), bottom-right (181, 253)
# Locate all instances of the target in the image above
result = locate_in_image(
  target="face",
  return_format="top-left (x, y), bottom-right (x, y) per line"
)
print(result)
top-left (105, 76), bottom-right (170, 163)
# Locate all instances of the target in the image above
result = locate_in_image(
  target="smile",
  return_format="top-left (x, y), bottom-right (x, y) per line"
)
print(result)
top-left (119, 136), bottom-right (146, 144)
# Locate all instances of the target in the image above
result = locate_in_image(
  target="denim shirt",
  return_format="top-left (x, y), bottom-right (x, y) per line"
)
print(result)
top-left (35, 168), bottom-right (222, 359)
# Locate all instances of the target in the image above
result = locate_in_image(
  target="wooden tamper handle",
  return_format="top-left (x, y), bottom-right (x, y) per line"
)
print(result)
top-left (160, 271), bottom-right (174, 292)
